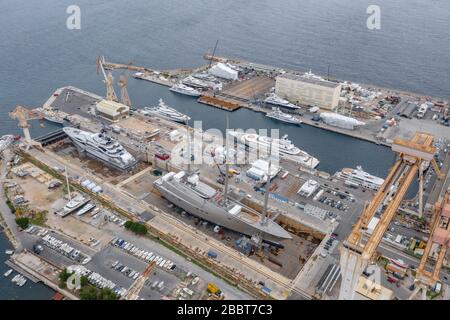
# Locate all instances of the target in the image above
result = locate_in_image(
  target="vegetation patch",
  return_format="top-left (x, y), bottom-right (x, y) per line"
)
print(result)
top-left (79, 287), bottom-right (117, 300)
top-left (58, 269), bottom-right (117, 300)
top-left (15, 217), bottom-right (29, 230)
top-left (4, 187), bottom-right (16, 214)
top-left (124, 220), bottom-right (148, 235)
top-left (58, 268), bottom-right (73, 289)
top-left (30, 210), bottom-right (47, 226)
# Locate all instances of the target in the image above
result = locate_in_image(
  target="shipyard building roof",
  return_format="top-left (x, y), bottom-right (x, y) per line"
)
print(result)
top-left (277, 73), bottom-right (341, 88)
top-left (96, 100), bottom-right (129, 118)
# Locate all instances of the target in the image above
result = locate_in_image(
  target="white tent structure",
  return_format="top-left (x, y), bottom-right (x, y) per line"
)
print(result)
top-left (208, 63), bottom-right (239, 80)
top-left (320, 112), bottom-right (365, 130)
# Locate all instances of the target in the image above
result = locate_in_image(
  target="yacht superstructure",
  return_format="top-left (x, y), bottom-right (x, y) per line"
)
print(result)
top-left (337, 166), bottom-right (384, 190)
top-left (264, 93), bottom-right (300, 110)
top-left (63, 127), bottom-right (137, 171)
top-left (169, 83), bottom-right (201, 97)
top-left (140, 99), bottom-right (190, 124)
top-left (266, 108), bottom-right (303, 124)
top-left (228, 131), bottom-right (319, 169)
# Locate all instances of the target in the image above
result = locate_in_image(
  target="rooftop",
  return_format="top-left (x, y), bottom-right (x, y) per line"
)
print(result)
top-left (276, 73), bottom-right (341, 88)
top-left (96, 99), bottom-right (130, 117)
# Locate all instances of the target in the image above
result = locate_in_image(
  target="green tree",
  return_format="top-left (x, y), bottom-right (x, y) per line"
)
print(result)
top-left (15, 217), bottom-right (29, 229)
top-left (124, 220), bottom-right (147, 235)
top-left (80, 275), bottom-right (89, 287)
top-left (79, 286), bottom-right (98, 300)
top-left (99, 288), bottom-right (118, 300)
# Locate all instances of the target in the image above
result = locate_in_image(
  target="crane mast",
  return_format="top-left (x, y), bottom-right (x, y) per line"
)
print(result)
top-left (339, 132), bottom-right (444, 300)
top-left (9, 105), bottom-right (43, 147)
top-left (96, 55), bottom-right (118, 102)
top-left (409, 188), bottom-right (450, 299)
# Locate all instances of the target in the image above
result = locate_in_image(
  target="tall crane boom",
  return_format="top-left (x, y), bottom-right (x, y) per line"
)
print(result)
top-left (409, 188), bottom-right (450, 299)
top-left (96, 55), bottom-right (118, 102)
top-left (118, 74), bottom-right (132, 107)
top-left (9, 105), bottom-right (43, 146)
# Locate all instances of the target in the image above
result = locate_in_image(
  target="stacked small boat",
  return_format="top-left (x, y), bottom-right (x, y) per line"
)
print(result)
top-left (11, 274), bottom-right (27, 287)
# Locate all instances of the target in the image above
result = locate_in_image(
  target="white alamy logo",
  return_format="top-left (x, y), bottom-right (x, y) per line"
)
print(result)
top-left (66, 5), bottom-right (81, 30)
top-left (66, 273), bottom-right (81, 290)
top-left (169, 121), bottom-right (281, 168)
top-left (366, 5), bottom-right (381, 30)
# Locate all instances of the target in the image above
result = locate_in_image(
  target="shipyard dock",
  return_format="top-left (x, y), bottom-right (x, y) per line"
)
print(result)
top-left (108, 55), bottom-right (449, 146)
top-left (4, 71), bottom-right (449, 299)
top-left (4, 85), bottom-right (396, 300)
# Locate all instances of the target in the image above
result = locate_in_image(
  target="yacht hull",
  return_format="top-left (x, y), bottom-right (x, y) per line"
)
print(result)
top-left (154, 175), bottom-right (291, 242)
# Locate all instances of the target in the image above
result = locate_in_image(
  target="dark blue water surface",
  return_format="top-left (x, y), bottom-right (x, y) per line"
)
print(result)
top-left (1, 0), bottom-right (448, 298)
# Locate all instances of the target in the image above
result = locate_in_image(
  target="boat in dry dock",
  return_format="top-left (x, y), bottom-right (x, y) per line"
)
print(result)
top-left (154, 171), bottom-right (292, 242)
top-left (336, 166), bottom-right (384, 190)
top-left (63, 127), bottom-right (137, 171)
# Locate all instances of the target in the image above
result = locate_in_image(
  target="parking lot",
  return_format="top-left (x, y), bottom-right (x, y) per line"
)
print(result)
top-left (87, 244), bottom-right (203, 300)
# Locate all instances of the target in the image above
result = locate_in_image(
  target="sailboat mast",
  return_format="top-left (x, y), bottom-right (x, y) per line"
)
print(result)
top-left (223, 115), bottom-right (230, 203)
top-left (262, 139), bottom-right (273, 225)
top-left (186, 122), bottom-right (191, 172)
top-left (65, 166), bottom-right (71, 200)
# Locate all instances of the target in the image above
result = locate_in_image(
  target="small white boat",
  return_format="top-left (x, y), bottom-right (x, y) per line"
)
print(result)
top-left (11, 274), bottom-right (20, 283)
top-left (5, 249), bottom-right (14, 255)
top-left (18, 277), bottom-right (27, 286)
top-left (3, 269), bottom-right (13, 277)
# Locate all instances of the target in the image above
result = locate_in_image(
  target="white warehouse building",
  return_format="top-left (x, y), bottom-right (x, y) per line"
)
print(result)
top-left (95, 99), bottom-right (129, 122)
top-left (275, 73), bottom-right (342, 110)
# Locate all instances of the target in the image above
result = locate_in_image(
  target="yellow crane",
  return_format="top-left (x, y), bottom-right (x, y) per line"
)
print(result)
top-left (118, 62), bottom-right (132, 108)
top-left (96, 55), bottom-right (118, 102)
top-left (9, 105), bottom-right (43, 147)
top-left (409, 188), bottom-right (450, 299)
top-left (122, 261), bottom-right (157, 300)
top-left (339, 132), bottom-right (443, 300)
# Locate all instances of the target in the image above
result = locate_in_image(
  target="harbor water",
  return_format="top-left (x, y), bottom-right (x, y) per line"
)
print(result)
top-left (0, 230), bottom-right (55, 300)
top-left (1, 0), bottom-right (448, 298)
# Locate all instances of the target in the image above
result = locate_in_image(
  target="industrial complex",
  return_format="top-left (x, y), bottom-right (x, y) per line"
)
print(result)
top-left (1, 53), bottom-right (450, 302)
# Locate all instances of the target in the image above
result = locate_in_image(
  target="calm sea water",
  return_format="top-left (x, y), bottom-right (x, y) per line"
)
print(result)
top-left (1, 0), bottom-right (448, 298)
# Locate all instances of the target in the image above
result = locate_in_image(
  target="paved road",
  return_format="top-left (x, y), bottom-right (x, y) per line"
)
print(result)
top-left (0, 150), bottom-right (23, 251)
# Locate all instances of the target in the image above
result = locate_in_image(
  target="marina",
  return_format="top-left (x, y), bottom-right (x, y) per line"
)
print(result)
top-left (5, 78), bottom-right (445, 301)
top-left (2, 59), bottom-right (449, 300)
